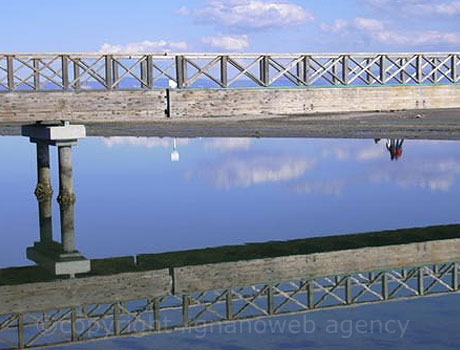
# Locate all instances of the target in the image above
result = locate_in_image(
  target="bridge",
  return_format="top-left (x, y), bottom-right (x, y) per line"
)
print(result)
top-left (1, 53), bottom-right (460, 121)
top-left (1, 124), bottom-right (460, 349)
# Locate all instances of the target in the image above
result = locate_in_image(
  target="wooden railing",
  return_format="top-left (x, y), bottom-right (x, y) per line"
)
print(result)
top-left (0, 53), bottom-right (459, 91)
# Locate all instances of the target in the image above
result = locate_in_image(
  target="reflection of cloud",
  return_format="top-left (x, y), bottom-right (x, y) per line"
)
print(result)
top-left (322, 147), bottom-right (350, 161)
top-left (103, 137), bottom-right (190, 149)
top-left (187, 156), bottom-right (315, 189)
top-left (357, 147), bottom-right (386, 161)
top-left (370, 159), bottom-right (460, 192)
top-left (295, 181), bottom-right (345, 196)
top-left (205, 138), bottom-right (252, 151)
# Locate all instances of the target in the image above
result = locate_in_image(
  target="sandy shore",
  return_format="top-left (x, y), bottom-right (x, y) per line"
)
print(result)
top-left (1, 108), bottom-right (460, 140)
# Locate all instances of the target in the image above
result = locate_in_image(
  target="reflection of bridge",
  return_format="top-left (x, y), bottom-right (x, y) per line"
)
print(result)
top-left (1, 125), bottom-right (460, 349)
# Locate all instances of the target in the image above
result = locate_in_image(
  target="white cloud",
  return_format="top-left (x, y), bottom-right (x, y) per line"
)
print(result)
top-left (202, 35), bottom-right (250, 51)
top-left (205, 138), bottom-right (252, 151)
top-left (181, 0), bottom-right (315, 30)
top-left (99, 40), bottom-right (188, 53)
top-left (363, 0), bottom-right (460, 16)
top-left (353, 17), bottom-right (385, 31)
top-left (187, 156), bottom-right (315, 189)
top-left (320, 16), bottom-right (460, 47)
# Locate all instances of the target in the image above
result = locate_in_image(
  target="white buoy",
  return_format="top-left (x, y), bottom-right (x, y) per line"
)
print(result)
top-left (168, 79), bottom-right (178, 89)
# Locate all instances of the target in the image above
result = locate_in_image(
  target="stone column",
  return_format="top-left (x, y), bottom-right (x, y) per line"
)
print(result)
top-left (57, 145), bottom-right (77, 253)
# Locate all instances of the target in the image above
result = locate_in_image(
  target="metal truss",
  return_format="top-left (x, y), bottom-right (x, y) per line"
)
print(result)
top-left (0, 262), bottom-right (459, 349)
top-left (0, 53), bottom-right (459, 92)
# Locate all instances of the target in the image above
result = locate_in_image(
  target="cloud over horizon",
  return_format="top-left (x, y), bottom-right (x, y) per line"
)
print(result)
top-left (180, 0), bottom-right (315, 31)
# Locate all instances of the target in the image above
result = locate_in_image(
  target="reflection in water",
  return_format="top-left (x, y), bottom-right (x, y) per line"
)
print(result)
top-left (375, 139), bottom-right (405, 160)
top-left (2, 132), bottom-right (460, 349)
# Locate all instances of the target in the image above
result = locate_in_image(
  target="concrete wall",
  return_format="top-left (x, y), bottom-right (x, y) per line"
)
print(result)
top-left (173, 238), bottom-right (460, 293)
top-left (0, 90), bottom-right (167, 123)
top-left (168, 85), bottom-right (460, 118)
top-left (1, 85), bottom-right (460, 122)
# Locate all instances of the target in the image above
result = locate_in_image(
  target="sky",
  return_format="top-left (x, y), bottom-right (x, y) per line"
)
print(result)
top-left (2, 0), bottom-right (460, 53)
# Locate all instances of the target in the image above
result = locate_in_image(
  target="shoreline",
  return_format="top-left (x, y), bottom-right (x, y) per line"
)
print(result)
top-left (2, 108), bottom-right (460, 139)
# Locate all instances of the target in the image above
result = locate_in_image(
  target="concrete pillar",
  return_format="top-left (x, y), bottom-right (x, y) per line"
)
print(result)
top-left (57, 145), bottom-right (77, 253)
top-left (35, 142), bottom-right (53, 199)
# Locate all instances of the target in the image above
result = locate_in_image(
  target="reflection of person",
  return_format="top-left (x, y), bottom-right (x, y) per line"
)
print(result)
top-left (374, 139), bottom-right (404, 160)
top-left (386, 139), bottom-right (404, 160)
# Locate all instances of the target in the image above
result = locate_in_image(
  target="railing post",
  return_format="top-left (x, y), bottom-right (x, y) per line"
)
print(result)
top-left (296, 59), bottom-right (304, 86)
top-left (431, 57), bottom-right (439, 83)
top-left (380, 55), bottom-right (387, 84)
top-left (452, 55), bottom-right (458, 83)
top-left (146, 55), bottom-right (153, 89)
top-left (73, 58), bottom-right (81, 90)
top-left (399, 57), bottom-right (407, 84)
top-left (307, 281), bottom-right (315, 308)
top-left (175, 55), bottom-right (185, 88)
top-left (382, 273), bottom-right (389, 300)
top-left (453, 263), bottom-right (459, 290)
top-left (303, 55), bottom-right (311, 85)
top-left (342, 55), bottom-right (349, 85)
top-left (226, 289), bottom-right (233, 320)
top-left (418, 267), bottom-right (425, 296)
top-left (6, 55), bottom-right (14, 91)
top-left (416, 54), bottom-right (423, 84)
top-left (260, 55), bottom-right (269, 86)
top-left (140, 57), bottom-right (148, 89)
top-left (220, 55), bottom-right (228, 88)
top-left (365, 58), bottom-right (372, 84)
top-left (62, 55), bottom-right (69, 90)
top-left (112, 58), bottom-right (119, 89)
top-left (345, 276), bottom-right (353, 304)
top-left (33, 58), bottom-right (40, 90)
top-left (331, 57), bottom-right (338, 85)
top-left (105, 55), bottom-right (113, 90)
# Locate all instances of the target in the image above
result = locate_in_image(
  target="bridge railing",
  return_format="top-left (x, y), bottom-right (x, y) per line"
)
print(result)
top-left (0, 53), bottom-right (459, 92)
top-left (0, 262), bottom-right (458, 349)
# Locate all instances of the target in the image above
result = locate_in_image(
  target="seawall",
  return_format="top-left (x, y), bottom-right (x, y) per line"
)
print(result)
top-left (1, 85), bottom-right (460, 122)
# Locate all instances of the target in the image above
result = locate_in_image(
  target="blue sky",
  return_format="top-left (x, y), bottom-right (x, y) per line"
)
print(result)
top-left (2, 0), bottom-right (460, 53)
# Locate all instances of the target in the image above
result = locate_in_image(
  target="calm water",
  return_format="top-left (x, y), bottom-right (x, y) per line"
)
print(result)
top-left (2, 135), bottom-right (460, 349)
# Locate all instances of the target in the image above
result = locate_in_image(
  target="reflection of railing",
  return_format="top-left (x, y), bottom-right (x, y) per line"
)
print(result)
top-left (1, 53), bottom-right (459, 91)
top-left (0, 262), bottom-right (458, 349)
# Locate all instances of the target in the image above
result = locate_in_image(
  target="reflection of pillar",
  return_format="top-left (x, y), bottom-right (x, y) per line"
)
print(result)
top-left (57, 145), bottom-right (76, 203)
top-left (35, 142), bottom-right (53, 199)
top-left (38, 197), bottom-right (53, 245)
top-left (59, 200), bottom-right (76, 253)
top-left (57, 145), bottom-right (77, 253)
